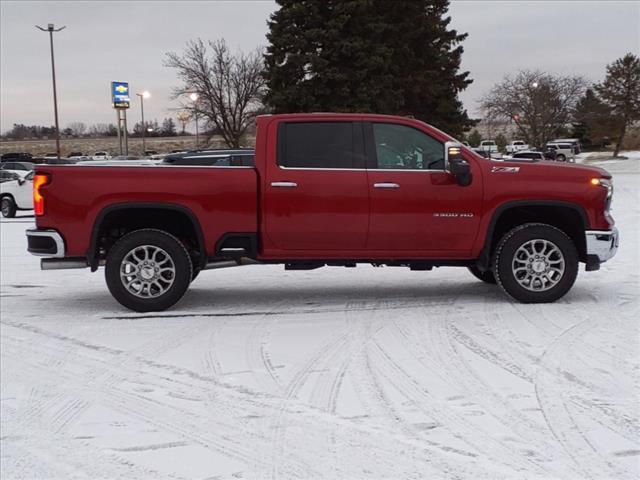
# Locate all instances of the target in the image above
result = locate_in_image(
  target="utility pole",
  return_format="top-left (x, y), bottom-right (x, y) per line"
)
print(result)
top-left (190, 93), bottom-right (199, 149)
top-left (36, 24), bottom-right (65, 159)
top-left (136, 91), bottom-right (150, 155)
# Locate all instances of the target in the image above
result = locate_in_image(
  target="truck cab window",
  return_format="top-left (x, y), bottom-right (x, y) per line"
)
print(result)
top-left (278, 122), bottom-right (363, 169)
top-left (372, 123), bottom-right (444, 170)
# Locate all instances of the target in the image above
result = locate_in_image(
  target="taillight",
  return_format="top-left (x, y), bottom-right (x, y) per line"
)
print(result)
top-left (33, 173), bottom-right (50, 216)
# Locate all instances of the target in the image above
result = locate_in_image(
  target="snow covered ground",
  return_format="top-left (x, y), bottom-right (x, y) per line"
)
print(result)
top-left (1, 155), bottom-right (638, 479)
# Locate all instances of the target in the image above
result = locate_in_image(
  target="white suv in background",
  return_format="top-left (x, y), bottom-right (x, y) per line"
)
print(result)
top-left (505, 140), bottom-right (529, 154)
top-left (0, 171), bottom-right (33, 217)
top-left (545, 143), bottom-right (575, 162)
top-left (92, 151), bottom-right (111, 160)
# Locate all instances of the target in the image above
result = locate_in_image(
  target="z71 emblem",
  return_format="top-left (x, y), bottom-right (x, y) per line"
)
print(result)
top-left (492, 166), bottom-right (520, 173)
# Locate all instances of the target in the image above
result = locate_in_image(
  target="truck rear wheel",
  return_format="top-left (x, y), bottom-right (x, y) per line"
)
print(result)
top-left (467, 266), bottom-right (496, 284)
top-left (105, 229), bottom-right (192, 312)
top-left (493, 223), bottom-right (578, 303)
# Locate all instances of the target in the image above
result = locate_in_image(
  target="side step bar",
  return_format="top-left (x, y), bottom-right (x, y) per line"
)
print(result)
top-left (203, 257), bottom-right (260, 270)
top-left (41, 258), bottom-right (88, 270)
top-left (41, 257), bottom-right (260, 271)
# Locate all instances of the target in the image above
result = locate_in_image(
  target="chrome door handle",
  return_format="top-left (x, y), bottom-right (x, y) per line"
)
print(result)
top-left (374, 183), bottom-right (400, 189)
top-left (271, 181), bottom-right (298, 188)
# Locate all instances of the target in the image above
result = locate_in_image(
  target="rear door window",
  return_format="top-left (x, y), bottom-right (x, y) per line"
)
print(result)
top-left (278, 122), bottom-right (364, 169)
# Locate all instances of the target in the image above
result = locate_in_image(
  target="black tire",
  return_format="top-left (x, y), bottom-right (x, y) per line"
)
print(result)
top-left (493, 223), bottom-right (578, 303)
top-left (1, 197), bottom-right (16, 218)
top-left (467, 266), bottom-right (497, 284)
top-left (191, 266), bottom-right (201, 282)
top-left (556, 154), bottom-right (566, 162)
top-left (105, 229), bottom-right (192, 312)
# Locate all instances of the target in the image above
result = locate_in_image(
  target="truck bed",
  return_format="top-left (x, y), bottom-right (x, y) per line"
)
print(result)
top-left (35, 164), bottom-right (258, 258)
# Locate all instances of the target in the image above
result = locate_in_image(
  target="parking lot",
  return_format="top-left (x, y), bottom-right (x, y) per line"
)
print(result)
top-left (1, 156), bottom-right (638, 479)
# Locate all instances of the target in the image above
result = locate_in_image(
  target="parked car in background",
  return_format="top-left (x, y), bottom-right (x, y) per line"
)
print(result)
top-left (505, 140), bottom-right (530, 154)
top-left (472, 148), bottom-right (491, 158)
top-left (0, 161), bottom-right (35, 178)
top-left (545, 143), bottom-right (575, 162)
top-left (92, 151), bottom-right (111, 160)
top-left (1, 171), bottom-right (33, 217)
top-left (67, 152), bottom-right (92, 160)
top-left (75, 159), bottom-right (158, 166)
top-left (162, 149), bottom-right (255, 167)
top-left (110, 155), bottom-right (144, 160)
top-left (511, 151), bottom-right (547, 161)
top-left (1, 152), bottom-right (32, 162)
top-left (46, 158), bottom-right (79, 165)
top-left (43, 153), bottom-right (59, 160)
top-left (552, 138), bottom-right (581, 154)
top-left (479, 140), bottom-right (498, 153)
top-left (0, 170), bottom-right (21, 183)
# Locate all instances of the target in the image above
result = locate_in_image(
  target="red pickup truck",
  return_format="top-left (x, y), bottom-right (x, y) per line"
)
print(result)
top-left (26, 113), bottom-right (618, 311)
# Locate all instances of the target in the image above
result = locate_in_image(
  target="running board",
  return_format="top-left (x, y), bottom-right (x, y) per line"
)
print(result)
top-left (41, 258), bottom-right (89, 270)
top-left (203, 257), bottom-right (261, 270)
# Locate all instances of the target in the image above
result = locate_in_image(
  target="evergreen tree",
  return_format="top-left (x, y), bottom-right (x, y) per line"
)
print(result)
top-left (264, 0), bottom-right (474, 136)
top-left (494, 133), bottom-right (507, 153)
top-left (467, 129), bottom-right (482, 147)
top-left (572, 89), bottom-right (618, 149)
top-left (595, 53), bottom-right (640, 157)
top-left (162, 118), bottom-right (177, 136)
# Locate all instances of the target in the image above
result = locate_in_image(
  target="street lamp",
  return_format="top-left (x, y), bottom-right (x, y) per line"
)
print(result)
top-left (36, 23), bottom-right (66, 159)
top-left (136, 90), bottom-right (150, 155)
top-left (189, 92), bottom-right (199, 148)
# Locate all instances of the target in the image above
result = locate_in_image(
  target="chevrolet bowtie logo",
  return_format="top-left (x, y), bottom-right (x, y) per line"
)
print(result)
top-left (115, 85), bottom-right (128, 93)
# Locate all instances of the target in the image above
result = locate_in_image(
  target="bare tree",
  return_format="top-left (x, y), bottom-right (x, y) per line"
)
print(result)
top-left (67, 121), bottom-right (86, 137)
top-left (481, 71), bottom-right (587, 148)
top-left (165, 39), bottom-right (266, 148)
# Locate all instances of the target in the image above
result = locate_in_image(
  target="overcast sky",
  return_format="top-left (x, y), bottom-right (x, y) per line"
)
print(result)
top-left (1, 0), bottom-right (638, 132)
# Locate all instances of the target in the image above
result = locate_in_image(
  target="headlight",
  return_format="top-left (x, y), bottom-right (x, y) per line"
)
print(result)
top-left (590, 177), bottom-right (613, 210)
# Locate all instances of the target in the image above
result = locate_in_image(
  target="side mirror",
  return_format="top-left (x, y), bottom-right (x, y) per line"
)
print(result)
top-left (445, 142), bottom-right (472, 187)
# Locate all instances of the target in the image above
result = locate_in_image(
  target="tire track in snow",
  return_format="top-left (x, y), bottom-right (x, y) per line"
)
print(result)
top-left (5, 316), bottom-right (438, 478)
top-left (491, 301), bottom-right (640, 443)
top-left (534, 315), bottom-right (636, 479)
top-left (362, 284), bottom-right (557, 476)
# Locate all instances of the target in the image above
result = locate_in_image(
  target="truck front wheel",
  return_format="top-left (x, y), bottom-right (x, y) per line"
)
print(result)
top-left (493, 223), bottom-right (578, 303)
top-left (105, 229), bottom-right (192, 312)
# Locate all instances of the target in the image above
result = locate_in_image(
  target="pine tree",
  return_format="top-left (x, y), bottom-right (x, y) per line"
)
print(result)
top-left (572, 89), bottom-right (618, 149)
top-left (263, 0), bottom-right (474, 136)
top-left (595, 53), bottom-right (640, 157)
top-left (495, 133), bottom-right (507, 153)
top-left (162, 118), bottom-right (177, 136)
top-left (467, 129), bottom-right (482, 147)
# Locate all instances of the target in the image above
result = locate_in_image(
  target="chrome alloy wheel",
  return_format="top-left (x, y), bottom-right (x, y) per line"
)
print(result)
top-left (119, 245), bottom-right (176, 298)
top-left (512, 239), bottom-right (565, 292)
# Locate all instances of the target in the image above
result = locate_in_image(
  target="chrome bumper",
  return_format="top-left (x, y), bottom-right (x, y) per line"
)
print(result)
top-left (585, 227), bottom-right (619, 263)
top-left (26, 228), bottom-right (65, 258)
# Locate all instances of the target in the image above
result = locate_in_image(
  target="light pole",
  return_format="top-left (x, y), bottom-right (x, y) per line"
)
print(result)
top-left (136, 91), bottom-right (150, 155)
top-left (190, 92), bottom-right (199, 148)
top-left (36, 23), bottom-right (65, 159)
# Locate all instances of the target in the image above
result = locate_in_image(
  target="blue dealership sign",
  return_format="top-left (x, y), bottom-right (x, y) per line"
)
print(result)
top-left (111, 81), bottom-right (130, 109)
